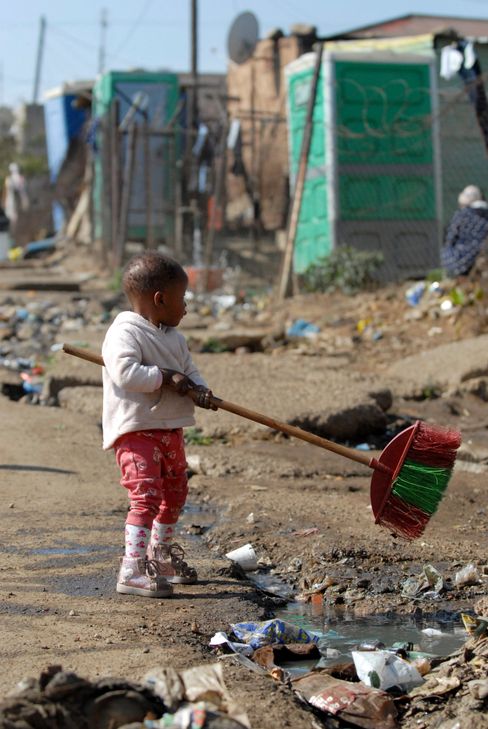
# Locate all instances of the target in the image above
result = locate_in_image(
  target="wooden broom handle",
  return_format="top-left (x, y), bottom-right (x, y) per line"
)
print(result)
top-left (62, 343), bottom-right (391, 473)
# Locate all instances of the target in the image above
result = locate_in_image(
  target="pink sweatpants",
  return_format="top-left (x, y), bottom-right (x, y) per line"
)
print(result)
top-left (114, 429), bottom-right (188, 529)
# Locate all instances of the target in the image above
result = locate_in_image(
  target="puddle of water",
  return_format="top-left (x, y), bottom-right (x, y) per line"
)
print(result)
top-left (279, 658), bottom-right (318, 678)
top-left (177, 502), bottom-right (217, 540)
top-left (180, 502), bottom-right (217, 520)
top-left (32, 545), bottom-right (116, 556)
top-left (277, 602), bottom-right (467, 669)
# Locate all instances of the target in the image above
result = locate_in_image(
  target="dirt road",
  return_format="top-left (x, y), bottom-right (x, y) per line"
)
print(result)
top-left (1, 279), bottom-right (487, 727)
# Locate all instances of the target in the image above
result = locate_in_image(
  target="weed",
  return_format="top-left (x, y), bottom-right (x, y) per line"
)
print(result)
top-left (301, 246), bottom-right (384, 295)
top-left (109, 269), bottom-right (123, 292)
top-left (425, 268), bottom-right (444, 283)
top-left (202, 338), bottom-right (227, 354)
top-left (184, 427), bottom-right (213, 446)
top-left (421, 383), bottom-right (442, 400)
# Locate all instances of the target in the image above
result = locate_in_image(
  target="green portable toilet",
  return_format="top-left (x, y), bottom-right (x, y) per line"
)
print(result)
top-left (93, 70), bottom-right (180, 247)
top-left (285, 51), bottom-right (441, 280)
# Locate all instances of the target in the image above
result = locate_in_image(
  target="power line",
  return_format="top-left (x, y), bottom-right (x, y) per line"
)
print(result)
top-left (109, 0), bottom-right (154, 58)
top-left (49, 24), bottom-right (99, 53)
top-left (46, 32), bottom-right (95, 70)
top-left (43, 40), bottom-right (89, 85)
top-left (49, 23), bottom-right (134, 68)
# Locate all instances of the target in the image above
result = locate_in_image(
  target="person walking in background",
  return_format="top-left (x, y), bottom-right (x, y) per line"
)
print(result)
top-left (2, 163), bottom-right (29, 241)
top-left (441, 184), bottom-right (488, 277)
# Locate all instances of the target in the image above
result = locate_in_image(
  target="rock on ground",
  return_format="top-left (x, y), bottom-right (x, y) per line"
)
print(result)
top-left (387, 335), bottom-right (488, 398)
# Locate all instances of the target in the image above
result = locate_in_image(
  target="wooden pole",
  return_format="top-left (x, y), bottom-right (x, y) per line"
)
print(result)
top-left (116, 121), bottom-right (138, 268)
top-left (143, 116), bottom-right (154, 249)
top-left (32, 15), bottom-right (46, 103)
top-left (204, 122), bottom-right (228, 289)
top-left (277, 44), bottom-right (323, 301)
top-left (109, 98), bottom-right (120, 264)
top-left (174, 152), bottom-right (184, 259)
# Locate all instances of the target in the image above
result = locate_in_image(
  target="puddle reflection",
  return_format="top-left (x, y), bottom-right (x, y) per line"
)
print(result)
top-left (278, 601), bottom-right (467, 667)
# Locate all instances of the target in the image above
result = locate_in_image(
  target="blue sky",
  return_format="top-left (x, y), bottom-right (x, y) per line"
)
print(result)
top-left (1, 0), bottom-right (487, 107)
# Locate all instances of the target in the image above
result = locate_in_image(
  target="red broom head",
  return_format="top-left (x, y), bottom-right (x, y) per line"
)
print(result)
top-left (407, 421), bottom-right (461, 469)
top-left (376, 493), bottom-right (431, 540)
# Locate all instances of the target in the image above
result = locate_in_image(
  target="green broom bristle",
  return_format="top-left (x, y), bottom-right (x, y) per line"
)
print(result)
top-left (391, 459), bottom-right (453, 515)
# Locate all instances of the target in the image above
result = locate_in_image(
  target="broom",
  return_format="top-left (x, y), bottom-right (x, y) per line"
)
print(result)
top-left (62, 344), bottom-right (461, 540)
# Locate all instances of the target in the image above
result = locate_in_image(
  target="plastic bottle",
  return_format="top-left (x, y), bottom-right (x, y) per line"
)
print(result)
top-left (405, 282), bottom-right (426, 306)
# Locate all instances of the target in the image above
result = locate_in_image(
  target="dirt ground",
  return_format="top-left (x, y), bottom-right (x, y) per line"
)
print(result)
top-left (0, 258), bottom-right (487, 728)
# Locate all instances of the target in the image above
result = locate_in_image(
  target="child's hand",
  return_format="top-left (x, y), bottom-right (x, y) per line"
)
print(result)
top-left (193, 385), bottom-right (218, 410)
top-left (168, 372), bottom-right (193, 395)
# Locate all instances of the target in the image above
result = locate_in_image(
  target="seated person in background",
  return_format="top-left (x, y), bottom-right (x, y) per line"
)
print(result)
top-left (441, 185), bottom-right (488, 277)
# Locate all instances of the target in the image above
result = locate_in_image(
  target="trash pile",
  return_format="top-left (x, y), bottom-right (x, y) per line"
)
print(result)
top-left (1, 269), bottom-right (487, 410)
top-left (404, 279), bottom-right (474, 315)
top-left (209, 614), bottom-right (488, 728)
top-left (0, 294), bottom-right (116, 405)
top-left (224, 535), bottom-right (487, 612)
top-left (0, 663), bottom-right (249, 729)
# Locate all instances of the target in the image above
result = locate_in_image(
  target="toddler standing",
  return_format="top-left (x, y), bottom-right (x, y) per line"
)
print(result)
top-left (102, 251), bottom-right (215, 598)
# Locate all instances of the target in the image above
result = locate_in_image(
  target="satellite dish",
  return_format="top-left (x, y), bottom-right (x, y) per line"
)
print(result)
top-left (227, 12), bottom-right (259, 64)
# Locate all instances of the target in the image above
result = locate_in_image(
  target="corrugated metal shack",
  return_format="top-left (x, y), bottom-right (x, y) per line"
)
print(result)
top-left (225, 26), bottom-right (318, 232)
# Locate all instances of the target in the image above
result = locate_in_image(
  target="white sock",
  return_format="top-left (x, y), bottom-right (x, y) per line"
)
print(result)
top-left (125, 524), bottom-right (150, 559)
top-left (151, 521), bottom-right (175, 546)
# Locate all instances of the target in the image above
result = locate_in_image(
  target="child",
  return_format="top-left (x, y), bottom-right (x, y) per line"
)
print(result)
top-left (102, 251), bottom-right (215, 598)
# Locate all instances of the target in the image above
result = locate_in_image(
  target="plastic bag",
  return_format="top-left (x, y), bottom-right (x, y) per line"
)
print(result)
top-left (352, 650), bottom-right (424, 692)
top-left (401, 564), bottom-right (444, 598)
top-left (454, 563), bottom-right (481, 587)
top-left (231, 619), bottom-right (320, 649)
top-left (293, 672), bottom-right (397, 729)
top-left (209, 631), bottom-right (254, 657)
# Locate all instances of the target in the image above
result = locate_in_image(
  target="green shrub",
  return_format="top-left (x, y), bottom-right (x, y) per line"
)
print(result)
top-left (109, 268), bottom-right (123, 292)
top-left (184, 427), bottom-right (213, 446)
top-left (302, 246), bottom-right (384, 295)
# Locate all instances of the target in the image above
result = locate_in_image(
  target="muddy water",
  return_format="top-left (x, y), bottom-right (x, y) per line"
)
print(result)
top-left (279, 601), bottom-right (467, 669)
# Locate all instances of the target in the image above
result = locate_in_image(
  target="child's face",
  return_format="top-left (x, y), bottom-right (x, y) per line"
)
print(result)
top-left (154, 278), bottom-right (188, 327)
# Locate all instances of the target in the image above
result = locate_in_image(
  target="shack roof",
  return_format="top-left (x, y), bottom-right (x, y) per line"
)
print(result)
top-left (328, 13), bottom-right (488, 41)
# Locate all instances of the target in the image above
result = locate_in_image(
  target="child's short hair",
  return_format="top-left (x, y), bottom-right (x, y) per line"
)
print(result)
top-left (123, 251), bottom-right (187, 298)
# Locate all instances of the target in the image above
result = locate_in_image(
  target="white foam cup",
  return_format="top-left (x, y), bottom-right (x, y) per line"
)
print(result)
top-left (225, 543), bottom-right (258, 571)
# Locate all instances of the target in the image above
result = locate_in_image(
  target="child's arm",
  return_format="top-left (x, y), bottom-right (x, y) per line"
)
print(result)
top-left (102, 330), bottom-right (162, 393)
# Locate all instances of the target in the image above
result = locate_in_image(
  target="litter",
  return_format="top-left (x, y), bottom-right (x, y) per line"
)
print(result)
top-left (461, 613), bottom-right (488, 637)
top-left (401, 564), bottom-right (444, 598)
top-left (290, 527), bottom-right (319, 538)
top-left (407, 675), bottom-right (460, 699)
top-left (144, 663), bottom-right (249, 728)
top-left (231, 619), bottom-right (320, 649)
top-left (454, 563), bottom-right (481, 586)
top-left (225, 543), bottom-right (258, 571)
top-left (252, 642), bottom-right (320, 674)
top-left (209, 631), bottom-right (254, 657)
top-left (286, 319), bottom-right (320, 338)
top-left (405, 282), bottom-right (425, 306)
top-left (421, 628), bottom-right (445, 637)
top-left (293, 671), bottom-right (398, 729)
top-left (440, 299), bottom-right (454, 313)
top-left (352, 650), bottom-right (424, 692)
